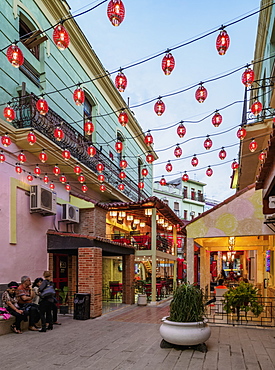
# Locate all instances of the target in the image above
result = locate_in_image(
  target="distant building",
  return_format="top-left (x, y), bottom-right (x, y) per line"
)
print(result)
top-left (204, 197), bottom-right (221, 212)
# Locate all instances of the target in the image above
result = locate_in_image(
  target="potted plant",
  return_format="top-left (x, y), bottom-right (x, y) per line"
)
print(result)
top-left (58, 286), bottom-right (69, 314)
top-left (160, 283), bottom-right (211, 346)
top-left (136, 280), bottom-right (147, 306)
top-left (223, 281), bottom-right (264, 321)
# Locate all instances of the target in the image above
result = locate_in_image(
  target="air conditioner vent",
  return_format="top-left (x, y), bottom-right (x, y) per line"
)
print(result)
top-left (30, 185), bottom-right (56, 215)
top-left (61, 204), bottom-right (79, 223)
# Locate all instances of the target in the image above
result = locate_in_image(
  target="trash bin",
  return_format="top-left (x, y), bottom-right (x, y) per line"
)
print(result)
top-left (73, 293), bottom-right (91, 320)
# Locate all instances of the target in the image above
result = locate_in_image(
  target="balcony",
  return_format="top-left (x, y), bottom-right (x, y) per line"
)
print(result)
top-left (11, 94), bottom-right (145, 202)
top-left (183, 193), bottom-right (205, 202)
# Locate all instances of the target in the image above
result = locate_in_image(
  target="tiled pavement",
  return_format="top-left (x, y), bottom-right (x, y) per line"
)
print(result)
top-left (1, 301), bottom-right (275, 369)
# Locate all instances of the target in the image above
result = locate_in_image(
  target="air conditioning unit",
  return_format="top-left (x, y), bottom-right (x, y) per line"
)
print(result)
top-left (265, 213), bottom-right (275, 221)
top-left (30, 185), bottom-right (57, 215)
top-left (62, 204), bottom-right (79, 223)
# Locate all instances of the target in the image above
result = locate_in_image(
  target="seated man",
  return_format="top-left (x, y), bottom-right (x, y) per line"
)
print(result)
top-left (17, 276), bottom-right (40, 331)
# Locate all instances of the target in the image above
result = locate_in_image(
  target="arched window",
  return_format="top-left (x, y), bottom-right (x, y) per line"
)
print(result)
top-left (116, 131), bottom-right (124, 167)
top-left (84, 94), bottom-right (97, 141)
top-left (138, 158), bottom-right (143, 182)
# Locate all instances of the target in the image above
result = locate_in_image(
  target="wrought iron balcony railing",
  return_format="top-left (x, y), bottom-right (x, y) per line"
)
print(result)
top-left (11, 94), bottom-right (146, 202)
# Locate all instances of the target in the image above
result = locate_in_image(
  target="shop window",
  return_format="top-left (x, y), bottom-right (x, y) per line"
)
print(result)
top-left (183, 186), bottom-right (188, 198)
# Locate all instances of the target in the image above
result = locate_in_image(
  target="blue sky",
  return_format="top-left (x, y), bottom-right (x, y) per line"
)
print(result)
top-left (68, 0), bottom-right (260, 201)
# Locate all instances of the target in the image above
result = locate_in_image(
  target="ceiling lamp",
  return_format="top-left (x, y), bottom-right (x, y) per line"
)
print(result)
top-left (84, 121), bottom-right (94, 135)
top-left (53, 165), bottom-right (61, 176)
top-left (36, 98), bottom-right (48, 115)
top-left (191, 155), bottom-right (198, 167)
top-left (39, 150), bottom-right (48, 163)
top-left (195, 84), bottom-right (207, 103)
top-left (163, 222), bottom-right (169, 228)
top-left (120, 158), bottom-right (128, 169)
top-left (144, 132), bottom-right (153, 146)
top-left (177, 122), bottom-right (186, 138)
top-left (204, 135), bottom-right (212, 150)
top-left (96, 163), bottom-right (104, 173)
top-left (62, 149), bottom-right (71, 161)
top-left (78, 174), bottom-right (85, 183)
top-left (174, 145), bottom-right (182, 158)
top-left (119, 211), bottom-right (126, 218)
top-left (154, 98), bottom-right (165, 116)
top-left (6, 44), bottom-right (24, 67)
top-left (118, 183), bottom-right (125, 191)
top-left (34, 165), bottom-right (41, 176)
top-left (87, 145), bottom-right (96, 157)
top-left (54, 126), bottom-right (64, 141)
top-left (231, 160), bottom-right (239, 170)
top-left (182, 172), bottom-right (189, 182)
top-left (251, 101), bottom-right (263, 116)
top-left (27, 131), bottom-right (36, 145)
top-left (115, 141), bottom-right (123, 153)
top-left (219, 147), bottom-right (227, 160)
top-left (159, 176), bottom-right (166, 186)
top-left (100, 184), bottom-right (106, 192)
top-left (249, 139), bottom-right (258, 153)
top-left (1, 133), bottom-right (11, 147)
top-left (259, 151), bottom-right (266, 161)
top-left (107, 0), bottom-right (125, 27)
top-left (216, 29), bottom-right (230, 55)
top-left (3, 106), bottom-right (16, 122)
top-left (242, 67), bottom-right (255, 87)
top-left (162, 52), bottom-right (175, 75)
top-left (140, 222), bottom-right (146, 228)
top-left (53, 24), bottom-right (70, 50)
top-left (43, 174), bottom-right (49, 184)
top-left (74, 164), bottom-right (82, 175)
top-left (49, 182), bottom-right (55, 190)
top-left (110, 211), bottom-right (117, 217)
top-left (133, 218), bottom-right (140, 224)
top-left (118, 110), bottom-right (128, 126)
top-left (145, 208), bottom-right (152, 216)
top-left (158, 218), bottom-right (164, 225)
top-left (166, 161), bottom-right (173, 172)
top-left (65, 183), bottom-right (71, 192)
top-left (73, 87), bottom-right (85, 106)
top-left (119, 171), bottom-right (126, 180)
top-left (167, 225), bottom-right (173, 231)
top-left (18, 151), bottom-right (26, 163)
top-left (115, 71), bottom-right (127, 92)
top-left (15, 164), bottom-right (22, 174)
top-left (146, 153), bottom-right (155, 164)
top-left (0, 151), bottom-right (5, 163)
top-left (141, 167), bottom-right (148, 177)
top-left (237, 127), bottom-right (246, 140)
top-left (98, 174), bottom-right (105, 183)
top-left (59, 174), bottom-right (67, 184)
top-left (127, 214), bottom-right (133, 221)
top-left (138, 181), bottom-right (145, 189)
top-left (206, 166), bottom-right (213, 177)
top-left (27, 174), bottom-right (33, 182)
top-left (212, 111), bottom-right (222, 127)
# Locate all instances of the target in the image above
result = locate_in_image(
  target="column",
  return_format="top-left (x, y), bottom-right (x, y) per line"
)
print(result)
top-left (151, 208), bottom-right (157, 303)
top-left (173, 226), bottom-right (177, 289)
top-left (186, 237), bottom-right (194, 283)
top-left (200, 247), bottom-right (210, 295)
top-left (122, 254), bottom-right (135, 304)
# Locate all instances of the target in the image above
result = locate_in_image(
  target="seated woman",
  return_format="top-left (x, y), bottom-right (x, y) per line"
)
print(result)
top-left (1, 281), bottom-right (27, 334)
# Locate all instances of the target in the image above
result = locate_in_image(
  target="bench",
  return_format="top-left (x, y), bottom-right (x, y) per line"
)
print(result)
top-left (0, 317), bottom-right (30, 336)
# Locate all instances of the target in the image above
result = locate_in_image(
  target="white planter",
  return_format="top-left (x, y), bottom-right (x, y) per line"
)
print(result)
top-left (137, 294), bottom-right (147, 306)
top-left (160, 317), bottom-right (211, 346)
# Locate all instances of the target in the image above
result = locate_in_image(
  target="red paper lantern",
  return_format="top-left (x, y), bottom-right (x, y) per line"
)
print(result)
top-left (141, 167), bottom-right (148, 177)
top-left (251, 101), bottom-right (263, 115)
top-left (154, 99), bottom-right (165, 116)
top-left (115, 141), bottom-right (123, 153)
top-left (0, 152), bottom-right (6, 163)
top-left (107, 0), bottom-right (125, 26)
top-left (43, 174), bottom-right (49, 184)
top-left (27, 131), bottom-right (36, 145)
top-left (74, 164), bottom-right (82, 175)
top-left (162, 52), bottom-right (175, 75)
top-left (118, 183), bottom-right (125, 191)
top-left (100, 184), bottom-right (106, 192)
top-left (1, 134), bottom-right (11, 147)
top-left (73, 87), bottom-right (85, 106)
top-left (120, 159), bottom-right (128, 169)
top-left (216, 30), bottom-right (230, 55)
top-left (231, 160), bottom-right (239, 170)
top-left (204, 136), bottom-right (212, 150)
top-left (166, 161), bottom-right (172, 172)
top-left (242, 67), bottom-right (255, 87)
top-left (138, 181), bottom-right (144, 189)
top-left (177, 123), bottom-right (186, 138)
top-left (212, 111), bottom-right (222, 127)
top-left (118, 111), bottom-right (128, 126)
top-left (115, 71), bottom-right (127, 92)
top-left (49, 182), bottom-right (55, 190)
top-left (15, 164), bottom-right (22, 174)
top-left (60, 174), bottom-right (67, 184)
top-left (195, 85), bottom-right (207, 103)
top-left (182, 172), bottom-right (189, 182)
top-left (219, 147), bottom-right (227, 160)
top-left (78, 174), bottom-right (85, 183)
top-left (249, 139), bottom-right (258, 152)
top-left (146, 153), bottom-right (155, 164)
top-left (27, 174), bottom-right (34, 182)
top-left (96, 163), bottom-right (104, 173)
top-left (174, 145), bottom-right (182, 158)
top-left (259, 151), bottom-right (266, 161)
top-left (87, 145), bottom-right (96, 157)
top-left (18, 151), bottom-right (26, 163)
top-left (3, 106), bottom-right (15, 122)
top-left (84, 121), bottom-right (94, 135)
top-left (191, 155), bottom-right (198, 167)
top-left (53, 24), bottom-right (70, 50)
top-left (6, 44), bottom-right (24, 67)
top-left (54, 127), bottom-right (64, 141)
top-left (119, 171), bottom-right (126, 180)
top-left (82, 184), bottom-right (88, 193)
top-left (98, 174), bottom-right (105, 183)
top-left (36, 98), bottom-right (48, 115)
top-left (159, 176), bottom-right (166, 186)
top-left (237, 127), bottom-right (246, 140)
top-left (62, 149), bottom-right (71, 161)
top-left (144, 132), bottom-right (153, 146)
top-left (206, 166), bottom-right (213, 177)
top-left (65, 183), bottom-right (71, 192)
top-left (53, 165), bottom-right (61, 176)
top-left (39, 151), bottom-right (48, 163)
top-left (34, 165), bottom-right (41, 175)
